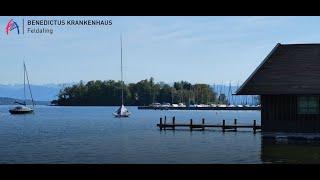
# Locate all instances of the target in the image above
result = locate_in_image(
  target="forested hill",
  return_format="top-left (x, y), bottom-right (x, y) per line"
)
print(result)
top-left (52, 78), bottom-right (228, 106)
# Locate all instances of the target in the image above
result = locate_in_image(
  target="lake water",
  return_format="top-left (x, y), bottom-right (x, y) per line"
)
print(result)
top-left (0, 105), bottom-right (318, 164)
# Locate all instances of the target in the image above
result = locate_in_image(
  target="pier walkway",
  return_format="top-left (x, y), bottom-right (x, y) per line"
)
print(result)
top-left (157, 116), bottom-right (261, 133)
top-left (139, 106), bottom-right (260, 111)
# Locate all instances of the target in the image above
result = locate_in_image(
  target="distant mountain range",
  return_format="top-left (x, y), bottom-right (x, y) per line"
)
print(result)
top-left (0, 83), bottom-right (75, 101)
top-left (0, 97), bottom-right (50, 105)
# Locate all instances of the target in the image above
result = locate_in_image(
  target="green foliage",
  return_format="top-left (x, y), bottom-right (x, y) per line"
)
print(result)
top-left (56, 78), bottom-right (218, 106)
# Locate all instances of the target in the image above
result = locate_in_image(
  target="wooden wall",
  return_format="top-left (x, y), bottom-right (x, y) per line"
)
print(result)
top-left (261, 95), bottom-right (320, 132)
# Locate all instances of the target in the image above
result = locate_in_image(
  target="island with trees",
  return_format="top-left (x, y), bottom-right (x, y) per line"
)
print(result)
top-left (51, 77), bottom-right (229, 106)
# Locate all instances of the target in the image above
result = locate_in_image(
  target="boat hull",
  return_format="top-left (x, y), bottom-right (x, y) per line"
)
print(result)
top-left (9, 109), bottom-right (34, 114)
top-left (113, 112), bottom-right (130, 118)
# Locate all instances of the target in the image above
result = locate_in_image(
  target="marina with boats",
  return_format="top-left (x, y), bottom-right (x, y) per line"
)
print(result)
top-left (138, 104), bottom-right (260, 110)
top-left (138, 82), bottom-right (261, 111)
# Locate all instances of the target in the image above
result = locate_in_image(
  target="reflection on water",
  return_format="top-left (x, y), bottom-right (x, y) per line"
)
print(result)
top-left (261, 136), bottom-right (320, 164)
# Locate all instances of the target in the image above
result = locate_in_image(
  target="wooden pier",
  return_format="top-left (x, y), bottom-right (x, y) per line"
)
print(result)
top-left (139, 106), bottom-right (260, 111)
top-left (157, 116), bottom-right (261, 133)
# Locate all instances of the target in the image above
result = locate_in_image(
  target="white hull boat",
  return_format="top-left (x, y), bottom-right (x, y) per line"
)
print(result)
top-left (9, 62), bottom-right (35, 115)
top-left (113, 105), bottom-right (131, 117)
top-left (113, 35), bottom-right (131, 118)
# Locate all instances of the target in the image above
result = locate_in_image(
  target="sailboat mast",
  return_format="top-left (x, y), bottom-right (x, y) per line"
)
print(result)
top-left (24, 62), bottom-right (34, 108)
top-left (171, 88), bottom-right (173, 104)
top-left (23, 62), bottom-right (26, 104)
top-left (228, 81), bottom-right (231, 105)
top-left (120, 35), bottom-right (124, 106)
top-left (188, 85), bottom-right (191, 106)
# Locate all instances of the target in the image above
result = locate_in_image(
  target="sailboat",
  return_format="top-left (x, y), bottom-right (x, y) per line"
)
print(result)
top-left (9, 62), bottom-right (35, 114)
top-left (113, 36), bottom-right (131, 118)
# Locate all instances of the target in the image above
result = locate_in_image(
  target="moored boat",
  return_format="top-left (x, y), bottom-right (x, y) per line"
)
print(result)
top-left (9, 62), bottom-right (35, 115)
top-left (113, 105), bottom-right (131, 117)
top-left (113, 35), bottom-right (131, 118)
top-left (9, 105), bottom-right (33, 114)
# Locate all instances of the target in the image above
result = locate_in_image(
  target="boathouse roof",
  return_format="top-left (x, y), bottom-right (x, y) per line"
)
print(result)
top-left (236, 43), bottom-right (320, 95)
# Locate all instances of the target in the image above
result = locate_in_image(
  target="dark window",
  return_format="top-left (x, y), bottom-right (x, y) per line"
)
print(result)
top-left (297, 96), bottom-right (319, 114)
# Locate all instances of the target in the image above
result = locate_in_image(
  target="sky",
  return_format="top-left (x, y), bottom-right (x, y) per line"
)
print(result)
top-left (1, 16), bottom-right (320, 85)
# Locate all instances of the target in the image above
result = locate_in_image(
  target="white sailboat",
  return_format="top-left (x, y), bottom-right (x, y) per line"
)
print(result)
top-left (9, 62), bottom-right (35, 114)
top-left (113, 35), bottom-right (131, 118)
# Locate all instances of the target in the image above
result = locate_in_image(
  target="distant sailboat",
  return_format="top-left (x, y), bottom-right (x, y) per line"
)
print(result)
top-left (9, 62), bottom-right (35, 114)
top-left (113, 35), bottom-right (131, 118)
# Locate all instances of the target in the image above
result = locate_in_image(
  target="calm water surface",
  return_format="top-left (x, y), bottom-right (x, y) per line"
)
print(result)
top-left (0, 105), bottom-right (313, 164)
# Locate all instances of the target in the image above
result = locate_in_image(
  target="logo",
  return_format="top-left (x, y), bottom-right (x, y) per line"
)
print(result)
top-left (5, 19), bottom-right (20, 35)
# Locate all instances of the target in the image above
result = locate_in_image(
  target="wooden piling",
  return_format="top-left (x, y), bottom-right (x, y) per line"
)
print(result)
top-left (173, 116), bottom-right (175, 130)
top-left (222, 120), bottom-right (225, 132)
top-left (202, 118), bottom-right (205, 131)
top-left (160, 117), bottom-right (163, 131)
top-left (164, 117), bottom-right (167, 130)
top-left (253, 120), bottom-right (256, 134)
top-left (190, 119), bottom-right (193, 131)
top-left (234, 118), bottom-right (237, 131)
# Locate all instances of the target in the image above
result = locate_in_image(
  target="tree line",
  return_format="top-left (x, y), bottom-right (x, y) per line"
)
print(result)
top-left (52, 78), bottom-right (229, 106)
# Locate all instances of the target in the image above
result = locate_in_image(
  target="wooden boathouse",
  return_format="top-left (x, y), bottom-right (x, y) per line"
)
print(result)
top-left (236, 43), bottom-right (320, 133)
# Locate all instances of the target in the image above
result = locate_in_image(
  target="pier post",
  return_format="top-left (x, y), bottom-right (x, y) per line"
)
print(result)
top-left (234, 118), bottom-right (237, 131)
top-left (190, 119), bottom-right (193, 131)
top-left (202, 118), bottom-right (205, 131)
top-left (253, 120), bottom-right (256, 134)
top-left (173, 116), bottom-right (175, 130)
top-left (222, 120), bottom-right (225, 132)
top-left (160, 117), bottom-right (163, 131)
